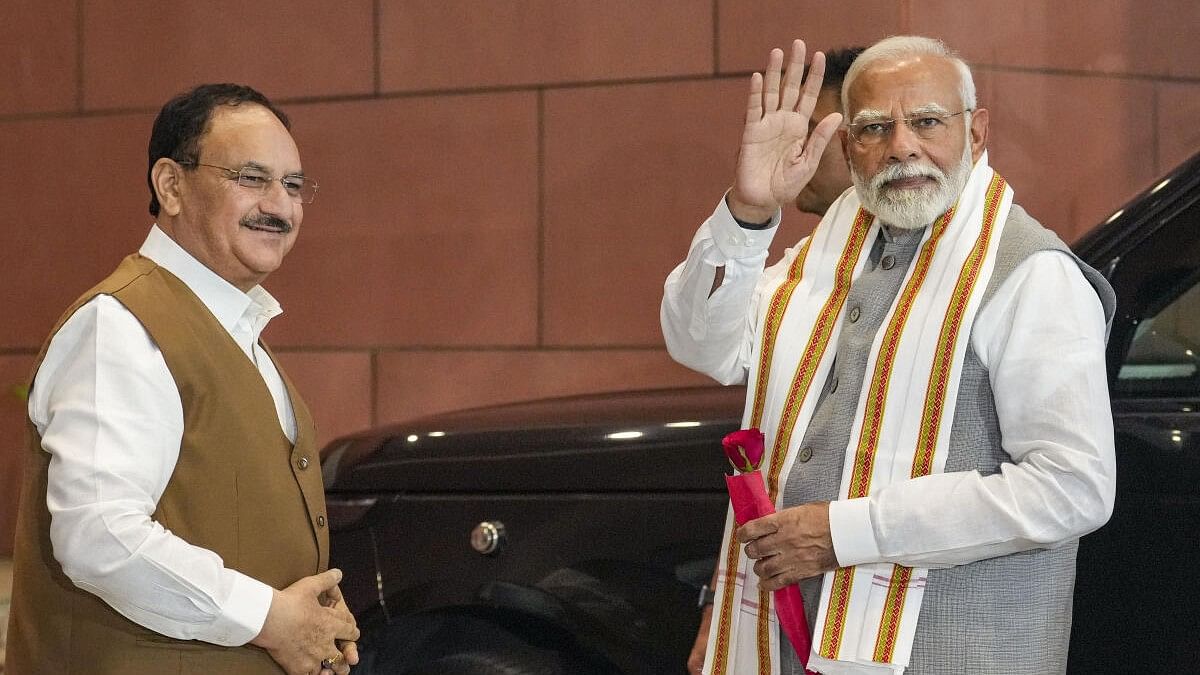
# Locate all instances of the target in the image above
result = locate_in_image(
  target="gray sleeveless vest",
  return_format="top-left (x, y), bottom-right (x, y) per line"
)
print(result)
top-left (778, 204), bottom-right (1116, 675)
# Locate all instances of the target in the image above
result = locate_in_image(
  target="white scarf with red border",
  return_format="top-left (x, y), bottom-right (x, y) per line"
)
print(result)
top-left (705, 154), bottom-right (1013, 675)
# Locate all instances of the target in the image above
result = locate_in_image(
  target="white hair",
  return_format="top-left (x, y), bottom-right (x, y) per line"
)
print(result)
top-left (841, 36), bottom-right (977, 114)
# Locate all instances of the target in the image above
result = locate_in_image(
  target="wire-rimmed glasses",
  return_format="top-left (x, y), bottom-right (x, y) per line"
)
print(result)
top-left (847, 109), bottom-right (973, 147)
top-left (179, 161), bottom-right (319, 204)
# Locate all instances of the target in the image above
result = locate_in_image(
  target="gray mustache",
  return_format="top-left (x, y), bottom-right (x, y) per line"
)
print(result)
top-left (240, 214), bottom-right (292, 233)
top-left (875, 163), bottom-right (943, 186)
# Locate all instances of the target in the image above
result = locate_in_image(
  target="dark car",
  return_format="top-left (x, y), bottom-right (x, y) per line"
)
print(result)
top-left (322, 151), bottom-right (1200, 675)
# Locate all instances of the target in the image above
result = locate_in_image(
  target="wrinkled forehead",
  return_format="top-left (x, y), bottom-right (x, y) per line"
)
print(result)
top-left (201, 104), bottom-right (302, 172)
top-left (846, 55), bottom-right (963, 120)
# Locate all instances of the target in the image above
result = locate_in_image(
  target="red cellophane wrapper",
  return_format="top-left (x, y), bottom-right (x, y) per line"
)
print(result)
top-left (725, 470), bottom-right (815, 673)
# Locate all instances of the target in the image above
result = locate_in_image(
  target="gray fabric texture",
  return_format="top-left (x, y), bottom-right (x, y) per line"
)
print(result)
top-left (776, 204), bottom-right (1114, 675)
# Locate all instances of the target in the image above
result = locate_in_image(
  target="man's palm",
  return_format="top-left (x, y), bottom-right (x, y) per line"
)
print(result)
top-left (728, 40), bottom-right (844, 222)
top-left (737, 111), bottom-right (823, 210)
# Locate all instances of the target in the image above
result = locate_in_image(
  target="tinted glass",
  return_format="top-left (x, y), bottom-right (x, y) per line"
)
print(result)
top-left (1117, 277), bottom-right (1200, 395)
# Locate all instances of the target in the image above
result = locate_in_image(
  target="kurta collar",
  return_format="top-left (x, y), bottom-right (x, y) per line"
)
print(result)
top-left (139, 225), bottom-right (283, 342)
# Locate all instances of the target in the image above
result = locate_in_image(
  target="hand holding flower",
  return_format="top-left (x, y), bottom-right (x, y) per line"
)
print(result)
top-left (737, 502), bottom-right (837, 591)
top-left (720, 428), bottom-right (816, 672)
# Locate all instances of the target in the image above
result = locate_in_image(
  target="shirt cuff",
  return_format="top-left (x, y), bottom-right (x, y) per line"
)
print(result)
top-left (709, 192), bottom-right (780, 260)
top-left (828, 497), bottom-right (882, 567)
top-left (208, 573), bottom-right (274, 647)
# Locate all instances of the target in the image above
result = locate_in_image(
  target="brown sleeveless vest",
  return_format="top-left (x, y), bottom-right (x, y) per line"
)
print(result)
top-left (6, 254), bottom-right (328, 674)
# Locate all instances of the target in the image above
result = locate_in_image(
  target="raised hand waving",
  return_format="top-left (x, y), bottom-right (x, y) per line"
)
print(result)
top-left (727, 39), bottom-right (844, 224)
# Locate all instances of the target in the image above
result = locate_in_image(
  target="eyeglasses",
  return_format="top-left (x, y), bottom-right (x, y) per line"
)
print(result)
top-left (847, 109), bottom-right (972, 147)
top-left (179, 161), bottom-right (319, 204)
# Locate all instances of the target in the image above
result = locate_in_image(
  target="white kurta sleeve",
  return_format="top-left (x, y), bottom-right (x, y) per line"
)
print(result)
top-left (31, 295), bottom-right (274, 646)
top-left (661, 193), bottom-right (782, 384)
top-left (829, 250), bottom-right (1116, 568)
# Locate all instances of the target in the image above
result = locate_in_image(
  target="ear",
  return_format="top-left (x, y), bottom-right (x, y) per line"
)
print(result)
top-left (968, 107), bottom-right (989, 163)
top-left (151, 158), bottom-right (185, 217)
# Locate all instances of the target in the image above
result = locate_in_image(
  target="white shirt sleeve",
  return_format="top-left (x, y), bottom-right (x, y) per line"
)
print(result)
top-left (661, 193), bottom-right (782, 384)
top-left (829, 249), bottom-right (1116, 568)
top-left (30, 295), bottom-right (274, 646)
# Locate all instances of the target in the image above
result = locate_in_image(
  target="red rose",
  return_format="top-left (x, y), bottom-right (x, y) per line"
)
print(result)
top-left (722, 427), bottom-right (765, 473)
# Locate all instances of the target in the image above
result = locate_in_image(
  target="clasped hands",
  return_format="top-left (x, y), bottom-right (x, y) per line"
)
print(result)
top-left (252, 568), bottom-right (361, 675)
top-left (737, 501), bottom-right (838, 592)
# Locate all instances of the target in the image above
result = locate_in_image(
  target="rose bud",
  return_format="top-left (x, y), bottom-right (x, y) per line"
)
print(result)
top-left (722, 427), bottom-right (765, 473)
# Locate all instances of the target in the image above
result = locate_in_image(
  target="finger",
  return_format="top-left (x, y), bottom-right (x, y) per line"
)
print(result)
top-left (753, 558), bottom-right (793, 590)
top-left (760, 574), bottom-right (785, 592)
top-left (736, 516), bottom-right (779, 543)
top-left (745, 533), bottom-right (777, 559)
top-left (756, 547), bottom-right (790, 576)
top-left (302, 568), bottom-right (344, 596)
top-left (745, 72), bottom-right (764, 125)
top-left (332, 615), bottom-right (361, 642)
top-left (753, 557), bottom-right (768, 578)
top-left (744, 541), bottom-right (757, 559)
top-left (341, 641), bottom-right (360, 666)
top-left (779, 39), bottom-right (807, 112)
top-left (754, 562), bottom-right (791, 591)
top-left (322, 583), bottom-right (345, 607)
top-left (795, 111), bottom-right (844, 168)
top-left (763, 47), bottom-right (784, 113)
top-left (769, 567), bottom-right (804, 592)
top-left (797, 51), bottom-right (827, 118)
top-left (324, 586), bottom-right (357, 627)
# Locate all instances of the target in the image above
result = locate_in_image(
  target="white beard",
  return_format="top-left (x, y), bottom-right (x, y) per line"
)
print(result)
top-left (852, 140), bottom-right (974, 230)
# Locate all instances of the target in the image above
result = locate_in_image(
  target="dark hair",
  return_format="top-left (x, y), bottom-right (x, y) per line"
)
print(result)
top-left (146, 83), bottom-right (290, 216)
top-left (822, 46), bottom-right (865, 92)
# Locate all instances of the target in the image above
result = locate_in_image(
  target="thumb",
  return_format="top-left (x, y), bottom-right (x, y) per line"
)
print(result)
top-left (296, 568), bottom-right (343, 595)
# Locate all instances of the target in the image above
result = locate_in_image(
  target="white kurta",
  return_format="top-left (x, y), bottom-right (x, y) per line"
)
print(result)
top-left (662, 195), bottom-right (1115, 572)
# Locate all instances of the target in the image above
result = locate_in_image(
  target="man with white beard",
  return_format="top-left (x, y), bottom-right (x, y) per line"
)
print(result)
top-left (661, 36), bottom-right (1117, 675)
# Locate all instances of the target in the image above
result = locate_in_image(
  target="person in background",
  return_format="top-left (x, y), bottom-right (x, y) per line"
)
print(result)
top-left (793, 46), bottom-right (865, 217)
top-left (664, 36), bottom-right (1115, 674)
top-left (7, 83), bottom-right (359, 675)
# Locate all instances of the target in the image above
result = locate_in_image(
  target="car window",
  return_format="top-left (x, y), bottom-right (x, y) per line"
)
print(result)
top-left (1116, 273), bottom-right (1200, 396)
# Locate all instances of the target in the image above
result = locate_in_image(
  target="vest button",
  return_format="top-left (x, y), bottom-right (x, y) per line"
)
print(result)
top-left (848, 306), bottom-right (861, 323)
top-left (317, 515), bottom-right (326, 528)
top-left (881, 254), bottom-right (896, 270)
top-left (798, 447), bottom-right (813, 463)
top-left (297, 457), bottom-right (310, 470)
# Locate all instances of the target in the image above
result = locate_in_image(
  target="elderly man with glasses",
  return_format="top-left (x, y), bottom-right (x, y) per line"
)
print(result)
top-left (663, 36), bottom-right (1116, 674)
top-left (8, 83), bottom-right (358, 675)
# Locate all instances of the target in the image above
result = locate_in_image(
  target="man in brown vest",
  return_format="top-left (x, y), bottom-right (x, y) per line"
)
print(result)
top-left (7, 84), bottom-right (359, 674)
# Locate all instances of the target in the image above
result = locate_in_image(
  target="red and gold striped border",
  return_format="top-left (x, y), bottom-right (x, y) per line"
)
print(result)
top-left (712, 236), bottom-right (814, 675)
top-left (872, 172), bottom-right (1008, 663)
top-left (910, 174), bottom-right (1006, 478)
top-left (818, 205), bottom-right (957, 660)
top-left (843, 205), bottom-right (957, 501)
top-left (808, 174), bottom-right (1009, 666)
top-left (872, 566), bottom-right (914, 661)
top-left (755, 208), bottom-right (874, 664)
top-left (711, 208), bottom-right (874, 674)
top-left (819, 566), bottom-right (855, 657)
top-left (763, 208), bottom-right (875, 495)
top-left (749, 239), bottom-right (813, 428)
top-left (710, 531), bottom-right (745, 674)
